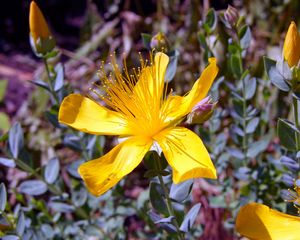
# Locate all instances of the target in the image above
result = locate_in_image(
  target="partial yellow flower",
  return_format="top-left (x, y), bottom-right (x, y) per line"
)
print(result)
top-left (236, 202), bottom-right (300, 240)
top-left (59, 52), bottom-right (219, 196)
top-left (29, 1), bottom-right (55, 54)
top-left (283, 21), bottom-right (300, 67)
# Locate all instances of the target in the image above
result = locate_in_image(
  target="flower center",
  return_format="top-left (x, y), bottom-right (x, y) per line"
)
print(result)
top-left (89, 53), bottom-right (169, 138)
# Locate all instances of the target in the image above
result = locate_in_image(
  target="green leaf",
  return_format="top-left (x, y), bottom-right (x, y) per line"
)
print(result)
top-left (169, 179), bottom-right (193, 203)
top-left (204, 8), bottom-right (217, 31)
top-left (0, 112), bottom-right (10, 132)
top-left (144, 169), bottom-right (170, 178)
top-left (63, 134), bottom-right (82, 151)
top-left (149, 182), bottom-right (168, 215)
top-left (143, 151), bottom-right (168, 171)
top-left (209, 195), bottom-right (227, 208)
top-left (263, 56), bottom-right (276, 74)
top-left (45, 111), bottom-right (60, 128)
top-left (29, 79), bottom-right (51, 92)
top-left (198, 32), bottom-right (208, 50)
top-left (44, 157), bottom-right (60, 184)
top-left (179, 203), bottom-right (201, 233)
top-left (19, 180), bottom-right (47, 196)
top-left (277, 118), bottom-right (298, 150)
top-left (0, 183), bottom-right (7, 212)
top-left (141, 33), bottom-right (152, 49)
top-left (230, 54), bottom-right (242, 77)
top-left (0, 79), bottom-right (8, 102)
top-left (8, 122), bottom-right (24, 158)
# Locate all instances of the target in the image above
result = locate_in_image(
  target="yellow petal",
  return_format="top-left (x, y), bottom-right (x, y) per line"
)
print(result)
top-left (283, 21), bottom-right (300, 67)
top-left (29, 1), bottom-right (51, 42)
top-left (78, 136), bottom-right (152, 196)
top-left (163, 58), bottom-right (218, 122)
top-left (58, 94), bottom-right (131, 136)
top-left (134, 52), bottom-right (169, 100)
top-left (154, 127), bottom-right (217, 183)
top-left (236, 203), bottom-right (300, 240)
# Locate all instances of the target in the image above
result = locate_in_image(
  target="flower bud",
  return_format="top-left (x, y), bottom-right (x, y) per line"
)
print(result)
top-left (186, 96), bottom-right (216, 124)
top-left (280, 156), bottom-right (299, 172)
top-left (150, 32), bottom-right (170, 52)
top-left (29, 1), bottom-right (55, 56)
top-left (281, 173), bottom-right (295, 187)
top-left (224, 5), bottom-right (239, 28)
top-left (283, 21), bottom-right (300, 67)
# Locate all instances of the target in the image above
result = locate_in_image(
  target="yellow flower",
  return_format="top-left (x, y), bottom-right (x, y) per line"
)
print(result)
top-left (283, 21), bottom-right (300, 67)
top-left (59, 52), bottom-right (218, 196)
top-left (29, 1), bottom-right (55, 54)
top-left (236, 202), bottom-right (300, 240)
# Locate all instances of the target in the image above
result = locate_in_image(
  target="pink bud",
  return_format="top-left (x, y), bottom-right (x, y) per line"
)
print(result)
top-left (187, 96), bottom-right (216, 124)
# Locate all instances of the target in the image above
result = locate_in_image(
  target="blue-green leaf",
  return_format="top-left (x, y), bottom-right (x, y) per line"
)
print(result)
top-left (0, 183), bottom-right (7, 212)
top-left (49, 202), bottom-right (75, 213)
top-left (180, 203), bottom-right (201, 233)
top-left (0, 157), bottom-right (16, 168)
top-left (165, 50), bottom-right (179, 82)
top-left (239, 26), bottom-right (252, 49)
top-left (169, 179), bottom-right (193, 203)
top-left (16, 211), bottom-right (25, 236)
top-left (246, 117), bottom-right (259, 134)
top-left (44, 157), bottom-right (60, 184)
top-left (54, 63), bottom-right (64, 91)
top-left (19, 180), bottom-right (47, 196)
top-left (8, 122), bottom-right (24, 158)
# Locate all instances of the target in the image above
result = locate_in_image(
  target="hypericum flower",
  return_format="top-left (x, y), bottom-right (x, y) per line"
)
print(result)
top-left (236, 202), bottom-right (300, 240)
top-left (29, 1), bottom-right (55, 55)
top-left (59, 52), bottom-right (218, 196)
top-left (283, 21), bottom-right (300, 68)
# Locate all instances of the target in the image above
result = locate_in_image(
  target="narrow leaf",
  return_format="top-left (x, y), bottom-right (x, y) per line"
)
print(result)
top-left (0, 183), bottom-right (7, 212)
top-left (180, 203), bottom-right (201, 233)
top-left (0, 157), bottom-right (16, 168)
top-left (16, 211), bottom-right (25, 236)
top-left (54, 63), bottom-right (64, 91)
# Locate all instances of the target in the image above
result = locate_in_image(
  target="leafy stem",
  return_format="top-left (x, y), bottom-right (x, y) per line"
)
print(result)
top-left (14, 158), bottom-right (62, 195)
top-left (155, 156), bottom-right (184, 240)
top-left (293, 97), bottom-right (300, 150)
top-left (42, 57), bottom-right (59, 104)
